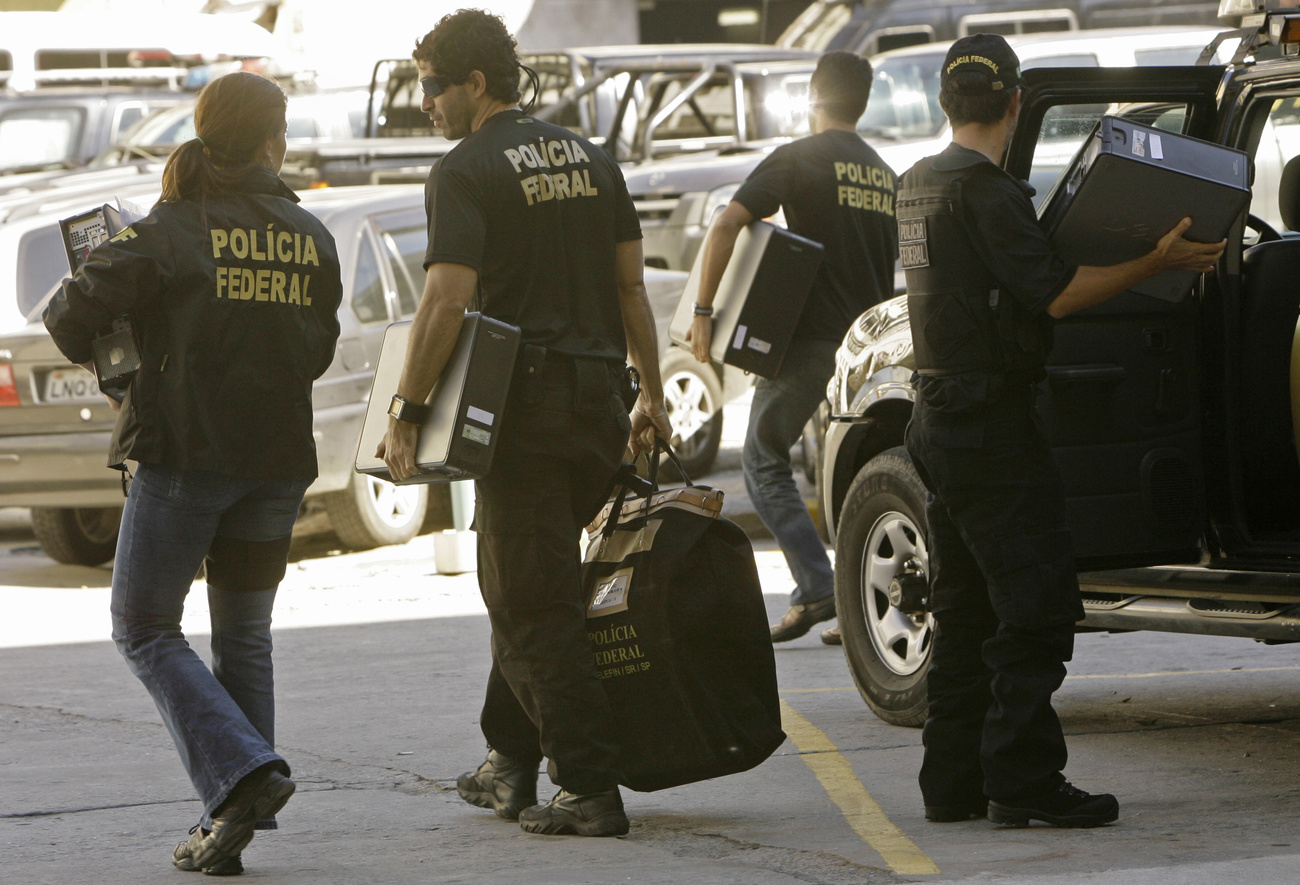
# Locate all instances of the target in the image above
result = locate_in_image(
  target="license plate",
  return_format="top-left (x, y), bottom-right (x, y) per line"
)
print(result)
top-left (43, 367), bottom-right (102, 403)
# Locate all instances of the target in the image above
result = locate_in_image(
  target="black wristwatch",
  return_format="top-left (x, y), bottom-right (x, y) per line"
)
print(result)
top-left (388, 395), bottom-right (430, 425)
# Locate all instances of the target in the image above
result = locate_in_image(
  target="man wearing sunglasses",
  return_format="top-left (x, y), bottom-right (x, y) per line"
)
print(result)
top-left (379, 9), bottom-right (670, 837)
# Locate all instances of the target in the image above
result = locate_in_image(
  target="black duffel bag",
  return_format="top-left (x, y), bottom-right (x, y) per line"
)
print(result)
top-left (581, 443), bottom-right (785, 792)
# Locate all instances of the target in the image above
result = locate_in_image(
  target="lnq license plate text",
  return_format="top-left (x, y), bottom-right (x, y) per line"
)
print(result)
top-left (44, 368), bottom-right (101, 403)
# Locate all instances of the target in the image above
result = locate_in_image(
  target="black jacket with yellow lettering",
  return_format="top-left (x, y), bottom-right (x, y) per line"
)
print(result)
top-left (44, 167), bottom-right (342, 480)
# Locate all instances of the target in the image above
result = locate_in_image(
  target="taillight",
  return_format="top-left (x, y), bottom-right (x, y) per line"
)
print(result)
top-left (0, 364), bottom-right (19, 407)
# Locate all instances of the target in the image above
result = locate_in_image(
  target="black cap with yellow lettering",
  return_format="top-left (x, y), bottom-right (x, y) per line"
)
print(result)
top-left (941, 34), bottom-right (1021, 95)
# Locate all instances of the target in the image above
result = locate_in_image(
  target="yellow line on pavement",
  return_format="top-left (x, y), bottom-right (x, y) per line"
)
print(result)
top-left (779, 699), bottom-right (939, 876)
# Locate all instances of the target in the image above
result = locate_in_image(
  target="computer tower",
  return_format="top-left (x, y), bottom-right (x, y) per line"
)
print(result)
top-left (354, 313), bottom-right (520, 484)
top-left (1038, 116), bottom-right (1249, 303)
top-left (668, 221), bottom-right (823, 378)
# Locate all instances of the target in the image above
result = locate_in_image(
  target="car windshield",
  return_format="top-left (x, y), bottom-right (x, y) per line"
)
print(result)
top-left (0, 106), bottom-right (84, 173)
top-left (857, 51), bottom-right (945, 141)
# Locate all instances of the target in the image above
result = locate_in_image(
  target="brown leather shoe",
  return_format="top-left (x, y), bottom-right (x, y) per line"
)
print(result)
top-left (770, 595), bottom-right (836, 642)
top-left (820, 624), bottom-right (841, 645)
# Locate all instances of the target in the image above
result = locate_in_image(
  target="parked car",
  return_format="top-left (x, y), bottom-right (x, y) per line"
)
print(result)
top-left (819, 2), bottom-right (1300, 727)
top-left (0, 87), bottom-right (188, 177)
top-left (776, 0), bottom-right (1218, 56)
top-left (0, 184), bottom-right (696, 564)
top-left (626, 26), bottom-right (1234, 275)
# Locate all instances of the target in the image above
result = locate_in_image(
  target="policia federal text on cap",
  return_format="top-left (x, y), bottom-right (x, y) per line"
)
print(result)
top-left (897, 33), bottom-right (1224, 829)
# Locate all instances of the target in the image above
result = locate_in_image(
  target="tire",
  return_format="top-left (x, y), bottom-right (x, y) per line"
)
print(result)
top-left (833, 447), bottom-right (933, 727)
top-left (659, 349), bottom-right (724, 478)
top-left (324, 472), bottom-right (428, 550)
top-left (30, 506), bottom-right (122, 566)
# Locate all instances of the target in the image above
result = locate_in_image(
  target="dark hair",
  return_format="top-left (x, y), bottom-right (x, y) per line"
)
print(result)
top-left (413, 9), bottom-right (521, 105)
top-left (810, 50), bottom-right (874, 124)
top-left (939, 72), bottom-right (1015, 127)
top-left (158, 72), bottom-right (287, 205)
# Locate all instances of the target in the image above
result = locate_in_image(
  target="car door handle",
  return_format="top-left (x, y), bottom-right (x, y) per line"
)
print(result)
top-left (1046, 364), bottom-right (1126, 392)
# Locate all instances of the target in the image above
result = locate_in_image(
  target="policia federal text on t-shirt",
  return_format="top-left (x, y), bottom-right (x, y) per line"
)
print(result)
top-left (732, 128), bottom-right (897, 343)
top-left (422, 108), bottom-right (642, 798)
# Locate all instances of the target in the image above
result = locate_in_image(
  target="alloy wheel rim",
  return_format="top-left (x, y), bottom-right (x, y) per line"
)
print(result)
top-left (366, 476), bottom-right (420, 528)
top-left (663, 369), bottom-right (714, 451)
top-left (859, 510), bottom-right (933, 677)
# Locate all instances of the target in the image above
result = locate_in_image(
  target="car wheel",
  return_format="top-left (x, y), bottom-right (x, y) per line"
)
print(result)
top-left (834, 447), bottom-right (933, 728)
top-left (324, 472), bottom-right (429, 550)
top-left (30, 506), bottom-right (122, 566)
top-left (659, 349), bottom-right (723, 477)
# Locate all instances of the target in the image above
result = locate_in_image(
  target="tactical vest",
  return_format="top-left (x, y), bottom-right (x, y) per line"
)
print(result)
top-left (897, 155), bottom-right (1050, 377)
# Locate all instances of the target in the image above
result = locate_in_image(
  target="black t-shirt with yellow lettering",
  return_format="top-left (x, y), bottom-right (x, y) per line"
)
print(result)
top-left (734, 129), bottom-right (898, 343)
top-left (424, 109), bottom-right (641, 362)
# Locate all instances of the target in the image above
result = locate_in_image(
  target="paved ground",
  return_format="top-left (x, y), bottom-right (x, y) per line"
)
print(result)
top-left (3, 403), bottom-right (1300, 883)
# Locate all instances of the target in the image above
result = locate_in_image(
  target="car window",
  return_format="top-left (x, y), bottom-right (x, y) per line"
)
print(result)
top-left (1247, 97), bottom-right (1300, 234)
top-left (1024, 54), bottom-right (1099, 69)
top-left (0, 106), bottom-right (84, 171)
top-left (859, 52), bottom-right (944, 141)
top-left (1134, 46), bottom-right (1206, 66)
top-left (1027, 101), bottom-right (1193, 207)
top-left (17, 224), bottom-right (67, 321)
top-left (112, 102), bottom-right (150, 140)
top-left (350, 231), bottom-right (389, 324)
top-left (653, 76), bottom-right (737, 143)
top-left (374, 212), bottom-right (426, 318)
top-left (749, 72), bottom-right (811, 139)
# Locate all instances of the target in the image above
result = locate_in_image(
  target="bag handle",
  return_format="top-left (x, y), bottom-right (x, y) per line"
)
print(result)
top-left (600, 437), bottom-right (692, 540)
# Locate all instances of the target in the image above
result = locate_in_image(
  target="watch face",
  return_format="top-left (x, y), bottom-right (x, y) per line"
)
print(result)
top-left (388, 397), bottom-right (404, 419)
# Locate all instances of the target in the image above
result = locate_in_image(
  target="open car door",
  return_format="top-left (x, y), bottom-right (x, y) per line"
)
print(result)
top-left (1006, 66), bottom-right (1227, 569)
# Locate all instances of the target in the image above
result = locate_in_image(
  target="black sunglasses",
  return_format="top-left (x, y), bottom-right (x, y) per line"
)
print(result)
top-left (419, 75), bottom-right (460, 99)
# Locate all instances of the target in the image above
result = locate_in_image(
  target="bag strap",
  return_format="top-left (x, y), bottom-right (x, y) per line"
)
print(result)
top-left (600, 437), bottom-right (691, 540)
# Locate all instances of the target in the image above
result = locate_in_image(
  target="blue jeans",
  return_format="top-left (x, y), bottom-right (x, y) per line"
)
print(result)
top-left (111, 463), bottom-right (308, 831)
top-left (743, 337), bottom-right (838, 607)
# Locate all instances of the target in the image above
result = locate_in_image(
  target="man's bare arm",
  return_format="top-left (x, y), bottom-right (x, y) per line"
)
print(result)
top-left (378, 261), bottom-right (478, 481)
top-left (1047, 218), bottom-right (1225, 319)
top-left (689, 200), bottom-right (754, 363)
top-left (616, 239), bottom-right (671, 453)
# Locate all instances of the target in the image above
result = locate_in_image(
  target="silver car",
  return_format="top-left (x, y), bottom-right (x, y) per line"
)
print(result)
top-left (0, 183), bottom-right (693, 564)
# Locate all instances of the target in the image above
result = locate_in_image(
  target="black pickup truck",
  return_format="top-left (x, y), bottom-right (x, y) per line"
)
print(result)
top-left (819, 1), bottom-right (1300, 727)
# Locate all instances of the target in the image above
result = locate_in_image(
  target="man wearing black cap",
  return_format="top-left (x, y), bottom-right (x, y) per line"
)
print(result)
top-left (689, 51), bottom-right (898, 643)
top-left (898, 33), bottom-right (1224, 828)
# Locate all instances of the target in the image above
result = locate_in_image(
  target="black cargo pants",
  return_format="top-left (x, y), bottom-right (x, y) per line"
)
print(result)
top-left (904, 380), bottom-right (1084, 805)
top-left (472, 349), bottom-right (630, 795)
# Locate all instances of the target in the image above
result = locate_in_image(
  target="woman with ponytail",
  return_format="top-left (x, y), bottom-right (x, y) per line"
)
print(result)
top-left (44, 71), bottom-right (343, 876)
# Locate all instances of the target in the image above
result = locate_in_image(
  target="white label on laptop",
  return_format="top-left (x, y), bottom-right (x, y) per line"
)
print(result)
top-left (462, 425), bottom-right (491, 446)
top-left (466, 405), bottom-right (495, 426)
top-left (747, 337), bottom-right (772, 354)
top-left (1132, 130), bottom-right (1146, 158)
top-left (732, 324), bottom-right (748, 351)
top-left (1150, 133), bottom-right (1163, 161)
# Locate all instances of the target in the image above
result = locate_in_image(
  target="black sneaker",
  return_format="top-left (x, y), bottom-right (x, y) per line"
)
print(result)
top-left (173, 826), bottom-right (244, 876)
top-left (924, 799), bottom-right (988, 822)
top-left (518, 789), bottom-right (629, 836)
top-left (457, 750), bottom-right (539, 821)
top-left (771, 595), bottom-right (837, 642)
top-left (192, 764), bottom-right (295, 869)
top-left (988, 782), bottom-right (1119, 828)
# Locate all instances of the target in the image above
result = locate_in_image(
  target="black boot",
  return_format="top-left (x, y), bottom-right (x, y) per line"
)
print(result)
top-left (173, 826), bottom-right (244, 876)
top-left (457, 750), bottom-right (539, 821)
top-left (518, 789), bottom-right (629, 836)
top-left (989, 782), bottom-right (1119, 828)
